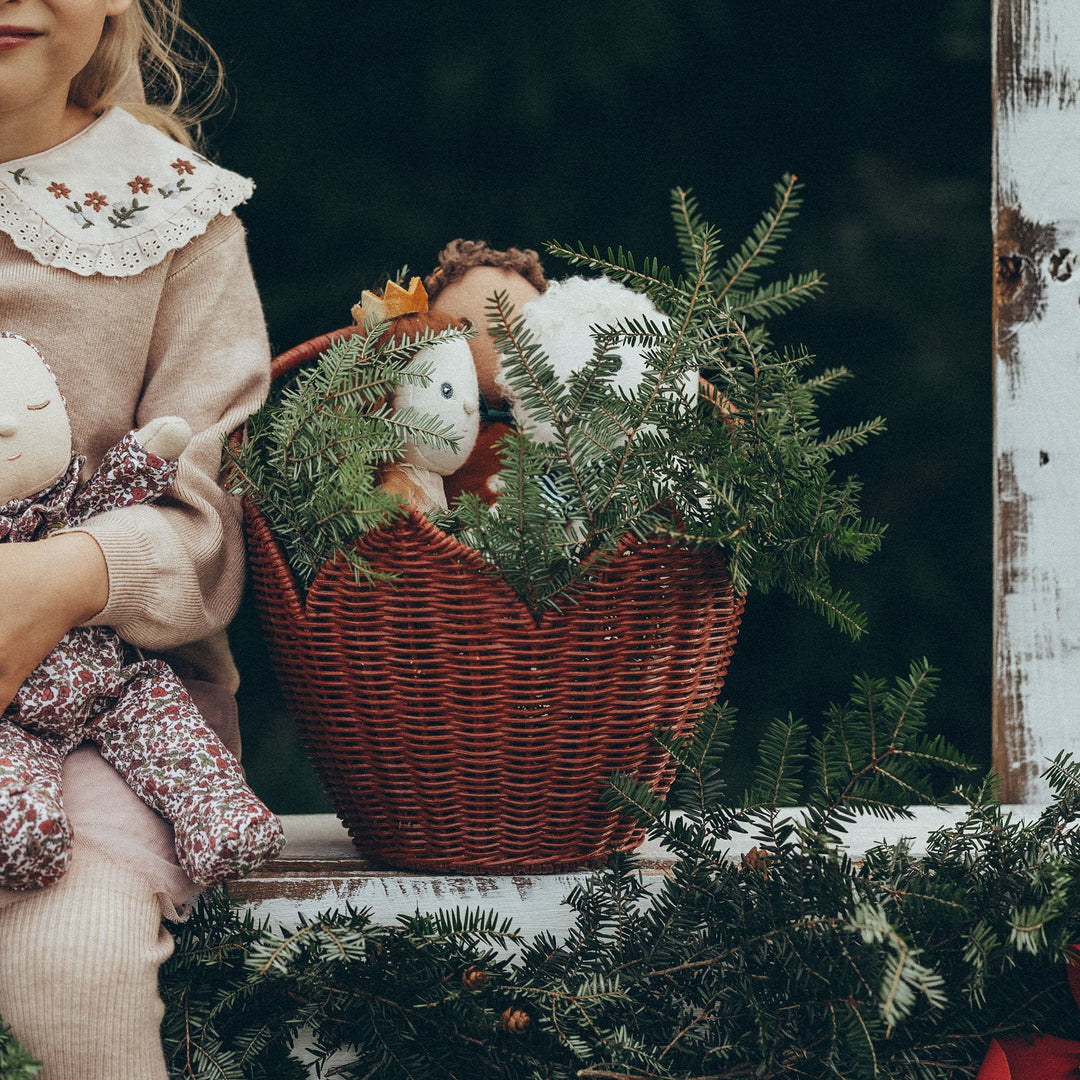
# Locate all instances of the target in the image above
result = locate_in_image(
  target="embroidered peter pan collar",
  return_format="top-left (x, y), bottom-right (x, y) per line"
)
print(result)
top-left (0, 107), bottom-right (253, 278)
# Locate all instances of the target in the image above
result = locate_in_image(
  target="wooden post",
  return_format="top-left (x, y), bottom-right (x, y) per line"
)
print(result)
top-left (993, 0), bottom-right (1080, 800)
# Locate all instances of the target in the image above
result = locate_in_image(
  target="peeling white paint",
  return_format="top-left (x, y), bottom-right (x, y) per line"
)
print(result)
top-left (233, 811), bottom-right (1045, 932)
top-left (993, 0), bottom-right (1080, 799)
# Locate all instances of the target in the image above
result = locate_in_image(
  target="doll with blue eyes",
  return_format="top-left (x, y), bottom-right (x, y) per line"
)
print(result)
top-left (351, 280), bottom-right (481, 513)
top-left (0, 333), bottom-right (284, 891)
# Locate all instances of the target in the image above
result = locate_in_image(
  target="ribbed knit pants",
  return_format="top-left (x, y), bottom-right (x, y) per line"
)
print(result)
top-left (0, 778), bottom-right (177, 1080)
top-left (0, 681), bottom-right (240, 1078)
top-left (0, 839), bottom-right (173, 1079)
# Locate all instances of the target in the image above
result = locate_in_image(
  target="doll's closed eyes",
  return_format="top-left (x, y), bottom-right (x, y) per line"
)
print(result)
top-left (0, 333), bottom-right (73, 504)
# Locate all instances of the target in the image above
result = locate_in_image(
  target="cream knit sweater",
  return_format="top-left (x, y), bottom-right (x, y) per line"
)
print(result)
top-left (0, 107), bottom-right (273, 1080)
top-left (0, 109), bottom-right (272, 910)
top-left (0, 110), bottom-right (271, 681)
top-left (3, 215), bottom-right (270, 694)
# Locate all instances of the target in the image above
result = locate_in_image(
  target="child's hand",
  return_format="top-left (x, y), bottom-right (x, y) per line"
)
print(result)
top-left (0, 534), bottom-right (108, 713)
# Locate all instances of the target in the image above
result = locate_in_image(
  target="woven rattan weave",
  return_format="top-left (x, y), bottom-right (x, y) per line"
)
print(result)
top-left (241, 331), bottom-right (743, 873)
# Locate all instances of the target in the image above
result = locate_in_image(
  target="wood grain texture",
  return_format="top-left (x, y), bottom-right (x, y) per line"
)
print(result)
top-left (229, 811), bottom-right (1045, 1075)
top-left (230, 811), bottom-right (1043, 931)
top-left (993, 0), bottom-right (1080, 800)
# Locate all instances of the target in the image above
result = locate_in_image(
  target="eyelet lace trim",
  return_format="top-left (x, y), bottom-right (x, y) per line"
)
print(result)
top-left (0, 109), bottom-right (254, 278)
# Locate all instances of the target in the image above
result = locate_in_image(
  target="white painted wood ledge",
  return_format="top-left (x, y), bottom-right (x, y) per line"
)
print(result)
top-left (231, 809), bottom-right (1047, 934)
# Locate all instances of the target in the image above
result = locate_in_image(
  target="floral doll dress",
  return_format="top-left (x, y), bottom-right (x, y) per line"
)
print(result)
top-left (0, 431), bottom-right (285, 890)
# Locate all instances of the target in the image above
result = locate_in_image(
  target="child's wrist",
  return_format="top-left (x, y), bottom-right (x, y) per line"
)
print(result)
top-left (45, 532), bottom-right (110, 625)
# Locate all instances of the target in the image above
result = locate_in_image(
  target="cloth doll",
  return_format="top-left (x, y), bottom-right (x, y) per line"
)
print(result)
top-left (0, 333), bottom-right (285, 890)
top-left (496, 274), bottom-right (698, 445)
top-left (425, 240), bottom-right (549, 504)
top-left (350, 278), bottom-right (481, 513)
top-left (425, 244), bottom-right (697, 498)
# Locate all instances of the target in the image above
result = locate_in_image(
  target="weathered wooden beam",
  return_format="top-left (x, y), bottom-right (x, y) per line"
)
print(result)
top-left (993, 0), bottom-right (1080, 800)
top-left (230, 810), bottom-right (1041, 931)
top-left (231, 814), bottom-right (676, 934)
top-left (231, 811), bottom-right (1045, 1077)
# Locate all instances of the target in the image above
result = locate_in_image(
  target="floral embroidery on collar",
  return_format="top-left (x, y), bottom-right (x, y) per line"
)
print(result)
top-left (0, 107), bottom-right (253, 277)
top-left (17, 156), bottom-right (200, 232)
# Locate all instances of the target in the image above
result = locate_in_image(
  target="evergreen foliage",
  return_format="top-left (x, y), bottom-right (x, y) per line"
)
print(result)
top-left (453, 178), bottom-right (885, 629)
top-left (0, 1026), bottom-right (38, 1080)
top-left (225, 320), bottom-right (469, 587)
top-left (230, 181), bottom-right (885, 634)
top-left (5, 663), bottom-right (1079, 1078)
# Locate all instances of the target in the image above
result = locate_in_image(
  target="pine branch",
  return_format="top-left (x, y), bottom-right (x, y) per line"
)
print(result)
top-left (145, 663), bottom-right (1080, 1080)
top-left (714, 174), bottom-right (803, 304)
top-left (240, 184), bottom-right (884, 632)
top-left (727, 271), bottom-right (827, 320)
top-left (544, 241), bottom-right (682, 308)
top-left (816, 416), bottom-right (888, 457)
top-left (229, 331), bottom-right (470, 591)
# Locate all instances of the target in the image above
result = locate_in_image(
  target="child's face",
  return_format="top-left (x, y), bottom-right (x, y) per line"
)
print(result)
top-left (0, 0), bottom-right (133, 129)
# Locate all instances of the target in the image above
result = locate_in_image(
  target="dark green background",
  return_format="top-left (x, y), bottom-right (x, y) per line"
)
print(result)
top-left (184, 1), bottom-right (991, 813)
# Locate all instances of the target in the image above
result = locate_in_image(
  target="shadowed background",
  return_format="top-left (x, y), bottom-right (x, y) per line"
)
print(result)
top-left (184, 0), bottom-right (991, 812)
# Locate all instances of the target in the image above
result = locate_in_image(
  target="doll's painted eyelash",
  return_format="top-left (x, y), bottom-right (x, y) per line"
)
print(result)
top-left (26, 400), bottom-right (50, 411)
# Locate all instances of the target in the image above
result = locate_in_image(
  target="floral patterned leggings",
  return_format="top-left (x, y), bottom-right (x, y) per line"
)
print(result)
top-left (0, 624), bottom-right (284, 890)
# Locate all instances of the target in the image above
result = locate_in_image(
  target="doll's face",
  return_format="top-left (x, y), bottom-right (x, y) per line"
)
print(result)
top-left (394, 337), bottom-right (480, 476)
top-left (430, 266), bottom-right (542, 401)
top-left (0, 335), bottom-right (73, 504)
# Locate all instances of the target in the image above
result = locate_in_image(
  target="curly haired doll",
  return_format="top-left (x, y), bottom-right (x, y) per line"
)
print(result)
top-left (0, 333), bottom-right (284, 890)
top-left (426, 240), bottom-right (548, 505)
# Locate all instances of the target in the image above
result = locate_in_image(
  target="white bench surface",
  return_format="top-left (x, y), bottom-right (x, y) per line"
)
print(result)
top-left (230, 808), bottom-right (1041, 933)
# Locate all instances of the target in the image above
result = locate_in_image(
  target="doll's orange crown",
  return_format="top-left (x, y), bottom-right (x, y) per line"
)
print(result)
top-left (351, 277), bottom-right (429, 326)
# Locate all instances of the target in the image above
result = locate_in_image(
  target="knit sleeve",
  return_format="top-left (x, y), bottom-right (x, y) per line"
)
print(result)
top-left (72, 214), bottom-right (271, 649)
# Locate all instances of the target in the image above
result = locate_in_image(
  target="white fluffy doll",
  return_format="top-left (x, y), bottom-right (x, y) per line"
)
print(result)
top-left (351, 282), bottom-right (481, 513)
top-left (495, 275), bottom-right (698, 444)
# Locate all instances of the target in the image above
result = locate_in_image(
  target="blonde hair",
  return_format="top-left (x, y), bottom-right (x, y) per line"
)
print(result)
top-left (69, 1), bottom-right (225, 149)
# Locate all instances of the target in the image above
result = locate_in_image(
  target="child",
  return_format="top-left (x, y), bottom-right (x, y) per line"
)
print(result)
top-left (0, 1), bottom-right (272, 1075)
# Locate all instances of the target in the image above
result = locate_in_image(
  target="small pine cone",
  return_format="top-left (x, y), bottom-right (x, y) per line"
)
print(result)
top-left (462, 965), bottom-right (487, 991)
top-left (499, 1007), bottom-right (530, 1035)
top-left (741, 846), bottom-right (770, 877)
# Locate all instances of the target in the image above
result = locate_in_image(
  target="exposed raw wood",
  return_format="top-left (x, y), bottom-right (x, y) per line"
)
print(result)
top-left (993, 0), bottom-right (1080, 799)
top-left (229, 810), bottom-right (1047, 1077)
top-left (231, 811), bottom-right (1043, 931)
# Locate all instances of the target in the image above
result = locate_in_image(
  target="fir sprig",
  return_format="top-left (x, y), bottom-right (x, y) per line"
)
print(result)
top-left (501, 179), bottom-right (886, 630)
top-left (3, 665), bottom-right (1078, 1078)
top-left (235, 182), bottom-right (884, 632)
top-left (226, 324), bottom-right (470, 589)
top-left (0, 1027), bottom-right (38, 1080)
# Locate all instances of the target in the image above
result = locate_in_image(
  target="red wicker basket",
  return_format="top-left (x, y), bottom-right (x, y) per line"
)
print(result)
top-left (241, 330), bottom-right (744, 873)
